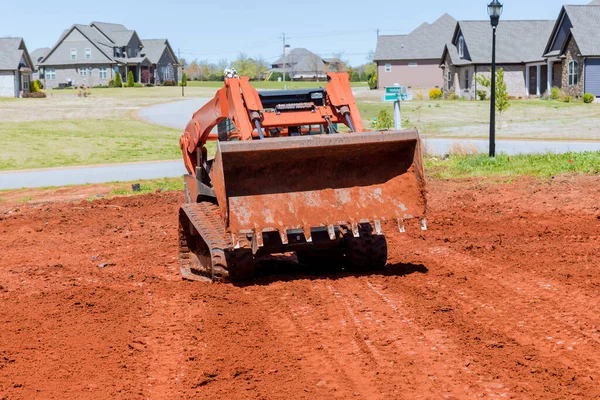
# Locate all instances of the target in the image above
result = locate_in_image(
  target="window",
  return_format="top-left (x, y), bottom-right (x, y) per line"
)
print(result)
top-left (408, 62), bottom-right (418, 67)
top-left (99, 67), bottom-right (107, 79)
top-left (22, 74), bottom-right (30, 91)
top-left (464, 70), bottom-right (469, 89)
top-left (385, 63), bottom-right (391, 72)
top-left (79, 67), bottom-right (87, 77)
top-left (88, 66), bottom-right (93, 77)
top-left (71, 48), bottom-right (77, 60)
top-left (458, 36), bottom-right (465, 58)
top-left (568, 60), bottom-right (579, 86)
top-left (85, 48), bottom-right (91, 59)
top-left (47, 68), bottom-right (56, 80)
top-left (447, 71), bottom-right (453, 88)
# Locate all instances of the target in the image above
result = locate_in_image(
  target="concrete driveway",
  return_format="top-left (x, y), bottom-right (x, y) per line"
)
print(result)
top-left (135, 98), bottom-right (211, 130)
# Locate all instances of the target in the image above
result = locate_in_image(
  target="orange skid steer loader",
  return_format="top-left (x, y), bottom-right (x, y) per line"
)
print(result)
top-left (178, 71), bottom-right (427, 282)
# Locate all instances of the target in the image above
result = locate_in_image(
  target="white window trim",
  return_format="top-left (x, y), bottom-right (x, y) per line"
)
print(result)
top-left (447, 71), bottom-right (453, 87)
top-left (384, 63), bottom-right (392, 73)
top-left (458, 37), bottom-right (465, 58)
top-left (408, 62), bottom-right (418, 67)
top-left (85, 48), bottom-right (91, 59)
top-left (568, 60), bottom-right (579, 86)
top-left (99, 67), bottom-right (107, 79)
top-left (71, 48), bottom-right (77, 60)
top-left (47, 68), bottom-right (56, 80)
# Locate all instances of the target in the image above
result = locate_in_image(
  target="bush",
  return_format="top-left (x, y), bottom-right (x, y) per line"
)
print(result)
top-left (415, 91), bottom-right (424, 101)
top-left (145, 83), bottom-right (154, 87)
top-left (448, 93), bottom-right (460, 100)
top-left (476, 89), bottom-right (487, 101)
top-left (92, 85), bottom-right (109, 88)
top-left (22, 91), bottom-right (47, 98)
top-left (141, 69), bottom-right (152, 84)
top-left (114, 72), bottom-right (122, 87)
top-left (108, 79), bottom-right (115, 88)
top-left (31, 80), bottom-right (41, 93)
top-left (133, 83), bottom-right (143, 87)
top-left (127, 70), bottom-right (134, 87)
top-left (551, 87), bottom-right (560, 100)
top-left (181, 72), bottom-right (187, 86)
top-left (162, 80), bottom-right (176, 86)
top-left (359, 71), bottom-right (368, 82)
top-left (429, 88), bottom-right (442, 100)
top-left (368, 73), bottom-right (377, 90)
top-left (350, 71), bottom-right (360, 82)
top-left (562, 95), bottom-right (572, 103)
top-left (35, 79), bottom-right (44, 90)
top-left (583, 93), bottom-right (595, 104)
top-left (376, 109), bottom-right (393, 129)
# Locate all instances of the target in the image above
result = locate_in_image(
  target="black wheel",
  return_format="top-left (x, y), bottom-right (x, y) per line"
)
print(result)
top-left (296, 248), bottom-right (345, 273)
top-left (344, 224), bottom-right (388, 271)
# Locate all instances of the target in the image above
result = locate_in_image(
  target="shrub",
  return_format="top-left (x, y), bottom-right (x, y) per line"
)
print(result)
top-left (35, 79), bottom-right (44, 90)
top-left (92, 85), bottom-right (109, 88)
top-left (448, 93), bottom-right (460, 100)
top-left (108, 79), bottom-right (115, 88)
top-left (127, 71), bottom-right (134, 87)
top-left (141, 69), bottom-right (152, 84)
top-left (551, 87), bottom-right (560, 100)
top-left (368, 73), bottom-right (377, 90)
top-left (583, 93), bottom-right (595, 104)
top-left (359, 71), bottom-right (368, 82)
top-left (181, 72), bottom-right (187, 86)
top-left (145, 83), bottom-right (154, 87)
top-left (350, 71), bottom-right (360, 82)
top-left (114, 72), bottom-right (122, 87)
top-left (22, 91), bottom-right (47, 98)
top-left (31, 80), bottom-right (41, 93)
top-left (429, 88), bottom-right (442, 100)
top-left (415, 90), bottom-right (424, 101)
top-left (562, 95), bottom-right (572, 103)
top-left (476, 89), bottom-right (487, 101)
top-left (133, 83), bottom-right (143, 87)
top-left (376, 109), bottom-right (393, 129)
top-left (162, 80), bottom-right (176, 86)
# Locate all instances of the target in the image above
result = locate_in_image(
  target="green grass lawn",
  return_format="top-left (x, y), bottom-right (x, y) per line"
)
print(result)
top-left (426, 151), bottom-right (600, 179)
top-left (186, 80), bottom-right (368, 90)
top-left (0, 118), bottom-right (185, 170)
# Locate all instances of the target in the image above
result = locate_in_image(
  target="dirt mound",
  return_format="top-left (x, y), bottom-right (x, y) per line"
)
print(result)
top-left (1, 175), bottom-right (599, 399)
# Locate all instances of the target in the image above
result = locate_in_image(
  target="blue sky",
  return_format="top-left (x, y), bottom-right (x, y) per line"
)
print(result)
top-left (1, 0), bottom-right (590, 66)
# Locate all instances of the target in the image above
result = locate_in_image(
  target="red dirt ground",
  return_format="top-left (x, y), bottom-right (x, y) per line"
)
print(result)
top-left (1, 175), bottom-right (599, 399)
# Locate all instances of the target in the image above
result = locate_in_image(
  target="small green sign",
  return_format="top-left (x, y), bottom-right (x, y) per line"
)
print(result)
top-left (385, 86), bottom-right (402, 94)
top-left (383, 93), bottom-right (407, 102)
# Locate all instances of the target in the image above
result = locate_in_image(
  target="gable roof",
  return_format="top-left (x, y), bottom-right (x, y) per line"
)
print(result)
top-left (0, 37), bottom-right (34, 71)
top-left (545, 5), bottom-right (600, 57)
top-left (40, 24), bottom-right (116, 65)
top-left (271, 48), bottom-right (327, 74)
top-left (31, 47), bottom-right (50, 66)
top-left (374, 13), bottom-right (456, 61)
top-left (443, 20), bottom-right (555, 65)
top-left (90, 22), bottom-right (135, 46)
top-left (141, 39), bottom-right (176, 64)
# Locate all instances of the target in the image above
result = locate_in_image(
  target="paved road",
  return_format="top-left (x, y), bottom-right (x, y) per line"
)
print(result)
top-left (136, 98), bottom-right (211, 130)
top-left (0, 161), bottom-right (185, 191)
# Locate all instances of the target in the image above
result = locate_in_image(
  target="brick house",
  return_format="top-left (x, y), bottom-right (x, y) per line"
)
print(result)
top-left (543, 3), bottom-right (600, 98)
top-left (39, 22), bottom-right (178, 88)
top-left (374, 14), bottom-right (456, 90)
top-left (0, 38), bottom-right (34, 98)
top-left (440, 20), bottom-right (555, 99)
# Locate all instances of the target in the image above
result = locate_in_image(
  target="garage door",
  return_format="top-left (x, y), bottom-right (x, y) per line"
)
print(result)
top-left (585, 58), bottom-right (600, 97)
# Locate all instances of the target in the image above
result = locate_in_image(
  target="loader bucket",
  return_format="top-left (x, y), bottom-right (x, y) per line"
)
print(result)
top-left (210, 129), bottom-right (427, 237)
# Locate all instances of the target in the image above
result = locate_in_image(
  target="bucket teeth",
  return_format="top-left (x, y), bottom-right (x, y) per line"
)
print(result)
top-left (374, 220), bottom-right (382, 235)
top-left (351, 222), bottom-right (360, 238)
top-left (280, 229), bottom-right (289, 245)
top-left (327, 224), bottom-right (336, 240)
top-left (421, 218), bottom-right (428, 231)
top-left (397, 219), bottom-right (406, 233)
top-left (303, 226), bottom-right (312, 243)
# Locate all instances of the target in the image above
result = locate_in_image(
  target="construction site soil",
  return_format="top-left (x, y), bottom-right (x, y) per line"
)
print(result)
top-left (1, 175), bottom-right (599, 399)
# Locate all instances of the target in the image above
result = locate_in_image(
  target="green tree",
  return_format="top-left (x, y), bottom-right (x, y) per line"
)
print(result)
top-left (377, 109), bottom-right (393, 129)
top-left (127, 70), bottom-right (134, 87)
top-left (368, 73), bottom-right (377, 90)
top-left (114, 71), bottom-right (122, 87)
top-left (475, 68), bottom-right (510, 125)
top-left (181, 72), bottom-right (187, 86)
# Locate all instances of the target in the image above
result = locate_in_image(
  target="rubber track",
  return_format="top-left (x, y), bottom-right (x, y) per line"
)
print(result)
top-left (179, 202), bottom-right (253, 283)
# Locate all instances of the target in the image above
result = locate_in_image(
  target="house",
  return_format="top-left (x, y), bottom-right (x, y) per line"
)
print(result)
top-left (440, 20), bottom-right (555, 99)
top-left (373, 14), bottom-right (456, 90)
top-left (30, 47), bottom-right (50, 81)
top-left (270, 48), bottom-right (344, 80)
top-left (543, 2), bottom-right (600, 98)
top-left (39, 22), bottom-right (178, 88)
top-left (0, 38), bottom-right (34, 98)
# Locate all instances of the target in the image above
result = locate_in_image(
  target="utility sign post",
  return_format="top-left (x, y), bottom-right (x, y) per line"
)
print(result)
top-left (383, 86), bottom-right (409, 130)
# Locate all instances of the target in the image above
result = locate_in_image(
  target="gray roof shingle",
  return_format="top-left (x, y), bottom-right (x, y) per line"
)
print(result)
top-left (374, 13), bottom-right (456, 61)
top-left (141, 39), bottom-right (169, 64)
top-left (0, 37), bottom-right (32, 71)
top-left (30, 47), bottom-right (50, 65)
top-left (271, 48), bottom-right (328, 75)
top-left (90, 22), bottom-right (134, 45)
top-left (562, 5), bottom-right (600, 56)
top-left (447, 20), bottom-right (555, 65)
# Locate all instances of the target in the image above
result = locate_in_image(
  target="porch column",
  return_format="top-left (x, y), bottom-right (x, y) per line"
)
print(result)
top-left (536, 65), bottom-right (541, 96)
top-left (525, 65), bottom-right (530, 97)
top-left (138, 66), bottom-right (141, 83)
top-left (548, 60), bottom-right (553, 91)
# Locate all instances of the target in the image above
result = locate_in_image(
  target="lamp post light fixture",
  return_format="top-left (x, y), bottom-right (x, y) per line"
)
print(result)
top-left (488, 0), bottom-right (503, 158)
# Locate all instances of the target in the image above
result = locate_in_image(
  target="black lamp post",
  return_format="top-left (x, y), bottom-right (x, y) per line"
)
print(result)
top-left (488, 0), bottom-right (503, 158)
